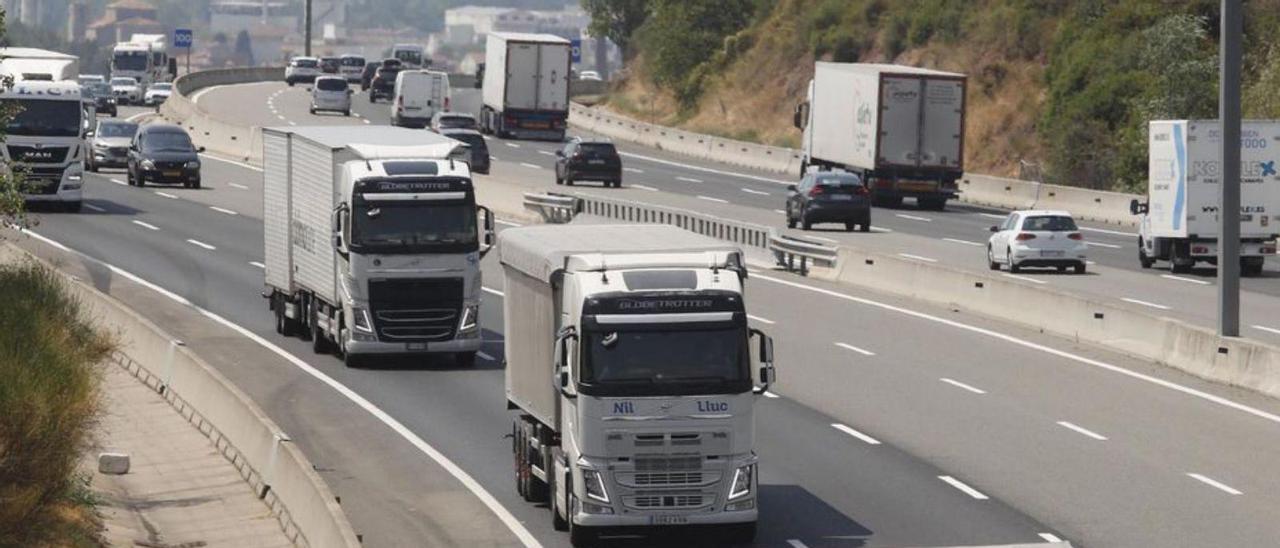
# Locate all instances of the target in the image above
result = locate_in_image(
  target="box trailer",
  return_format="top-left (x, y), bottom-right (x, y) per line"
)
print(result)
top-left (480, 32), bottom-right (571, 140)
top-left (795, 62), bottom-right (967, 210)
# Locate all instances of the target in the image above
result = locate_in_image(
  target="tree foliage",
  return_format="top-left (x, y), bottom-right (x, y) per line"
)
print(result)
top-left (580, 0), bottom-right (648, 59)
top-left (0, 10), bottom-right (26, 228)
top-left (636, 0), bottom-right (756, 109)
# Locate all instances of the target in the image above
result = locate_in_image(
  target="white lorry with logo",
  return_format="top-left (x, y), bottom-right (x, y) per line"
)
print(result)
top-left (1132, 120), bottom-right (1280, 275)
top-left (262, 126), bottom-right (493, 367)
top-left (500, 224), bottom-right (775, 546)
top-left (112, 36), bottom-right (173, 88)
top-left (0, 47), bottom-right (79, 81)
top-left (0, 80), bottom-right (88, 211)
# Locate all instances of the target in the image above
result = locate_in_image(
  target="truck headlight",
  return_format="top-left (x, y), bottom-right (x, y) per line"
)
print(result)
top-left (458, 304), bottom-right (479, 332)
top-left (582, 469), bottom-right (610, 503)
top-left (352, 307), bottom-right (374, 333)
top-left (728, 464), bottom-right (754, 500)
top-left (185, 160), bottom-right (200, 170)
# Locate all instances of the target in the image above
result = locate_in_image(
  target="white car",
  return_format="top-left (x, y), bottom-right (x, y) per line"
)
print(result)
top-left (285, 57), bottom-right (321, 86)
top-left (579, 70), bottom-right (602, 81)
top-left (309, 76), bottom-right (351, 116)
top-left (110, 77), bottom-right (142, 105)
top-left (144, 82), bottom-right (172, 105)
top-left (987, 209), bottom-right (1088, 274)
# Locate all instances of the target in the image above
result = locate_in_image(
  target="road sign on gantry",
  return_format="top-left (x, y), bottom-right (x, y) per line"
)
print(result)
top-left (174, 28), bottom-right (193, 48)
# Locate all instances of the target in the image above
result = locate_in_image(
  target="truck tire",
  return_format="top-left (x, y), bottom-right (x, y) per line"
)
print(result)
top-left (550, 469), bottom-right (568, 531)
top-left (311, 324), bottom-right (329, 354)
top-left (514, 422), bottom-right (529, 499)
top-left (1243, 256), bottom-right (1265, 277)
top-left (342, 351), bottom-right (363, 368)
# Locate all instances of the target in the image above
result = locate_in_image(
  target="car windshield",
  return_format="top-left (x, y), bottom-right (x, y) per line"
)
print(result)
top-left (582, 326), bottom-right (749, 394)
top-left (111, 78), bottom-right (135, 86)
top-left (815, 174), bottom-right (863, 186)
top-left (437, 116), bottom-right (475, 129)
top-left (294, 59), bottom-right (318, 68)
top-left (113, 51), bottom-right (148, 71)
top-left (97, 122), bottom-right (138, 138)
top-left (394, 50), bottom-right (422, 65)
top-left (342, 57), bottom-right (365, 66)
top-left (5, 99), bottom-right (81, 137)
top-left (579, 143), bottom-right (617, 155)
top-left (142, 131), bottom-right (194, 152)
top-left (352, 202), bottom-right (478, 251)
top-left (1023, 215), bottom-right (1078, 231)
top-left (316, 78), bottom-right (347, 91)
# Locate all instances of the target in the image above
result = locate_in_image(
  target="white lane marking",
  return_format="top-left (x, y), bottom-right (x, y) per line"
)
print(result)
top-left (1161, 274), bottom-right (1210, 286)
top-left (199, 153), bottom-right (262, 172)
top-left (741, 188), bottom-right (770, 196)
top-left (869, 226), bottom-right (893, 233)
top-left (125, 111), bottom-right (153, 122)
top-left (1187, 473), bottom-right (1243, 495)
top-left (898, 253), bottom-right (937, 263)
top-left (806, 235), bottom-right (839, 244)
top-left (495, 219), bottom-right (523, 227)
top-left (505, 142), bottom-right (521, 148)
top-left (895, 213), bottom-right (932, 222)
top-left (831, 423), bottom-right (881, 445)
top-left (537, 150), bottom-right (555, 156)
top-left (519, 162), bottom-right (541, 170)
top-left (754, 272), bottom-right (1280, 427)
top-left (1057, 421), bottom-right (1108, 441)
top-left (1252, 325), bottom-right (1280, 336)
top-left (942, 237), bottom-right (983, 246)
top-left (785, 540), bottom-right (809, 548)
top-left (288, 121), bottom-right (297, 126)
top-left (697, 195), bottom-right (728, 204)
top-left (362, 119), bottom-right (370, 124)
top-left (83, 204), bottom-right (107, 212)
top-left (762, 391), bottom-right (780, 399)
top-left (1039, 533), bottom-right (1064, 543)
top-left (616, 150), bottom-right (791, 185)
top-left (623, 167), bottom-right (643, 174)
top-left (489, 155), bottom-right (499, 161)
top-left (249, 261), bottom-right (265, 269)
top-left (835, 342), bottom-right (875, 356)
top-left (477, 351), bottom-right (496, 362)
top-left (1080, 226), bottom-right (1136, 237)
top-left (938, 475), bottom-right (989, 500)
top-left (131, 220), bottom-right (159, 231)
top-left (351, 112), bottom-right (362, 118)
top-left (978, 213), bottom-right (1007, 220)
top-left (276, 114), bottom-right (287, 121)
top-left (676, 176), bottom-right (704, 183)
top-left (1122, 297), bottom-right (1171, 311)
top-left (1086, 241), bottom-right (1122, 249)
top-left (154, 191), bottom-right (179, 199)
top-left (18, 230), bottom-right (543, 548)
top-left (746, 314), bottom-right (775, 325)
top-left (774, 209), bottom-right (787, 215)
top-left (186, 239), bottom-right (217, 251)
top-left (1002, 273), bottom-right (1047, 285)
top-left (483, 286), bottom-right (505, 297)
top-left (630, 184), bottom-right (659, 192)
top-left (110, 178), bottom-right (127, 186)
top-left (228, 183), bottom-right (250, 190)
top-left (940, 377), bottom-right (986, 394)
top-left (210, 206), bottom-right (238, 216)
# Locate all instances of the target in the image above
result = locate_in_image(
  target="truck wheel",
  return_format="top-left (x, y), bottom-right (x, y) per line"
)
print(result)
top-left (801, 214), bottom-right (812, 231)
top-left (342, 351), bottom-right (362, 368)
top-left (1138, 238), bottom-right (1155, 269)
top-left (567, 498), bottom-right (597, 547)
top-left (514, 422), bottom-right (529, 499)
top-left (1074, 262), bottom-right (1087, 274)
top-left (844, 221), bottom-right (856, 232)
top-left (860, 221), bottom-right (871, 233)
top-left (564, 176), bottom-right (574, 186)
top-left (1242, 257), bottom-right (1265, 277)
top-left (455, 352), bottom-right (476, 367)
top-left (311, 324), bottom-right (329, 354)
top-left (786, 213), bottom-right (796, 229)
top-left (919, 197), bottom-right (947, 211)
top-left (724, 522), bottom-right (757, 546)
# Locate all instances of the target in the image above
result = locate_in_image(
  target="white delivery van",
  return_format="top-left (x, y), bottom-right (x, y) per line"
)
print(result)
top-left (391, 70), bottom-right (450, 129)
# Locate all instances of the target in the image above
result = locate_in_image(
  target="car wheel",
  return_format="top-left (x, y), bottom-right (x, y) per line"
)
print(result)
top-left (860, 222), bottom-right (871, 233)
top-left (785, 211), bottom-right (796, 229)
top-left (344, 110), bottom-right (351, 117)
top-left (987, 247), bottom-right (1000, 271)
top-left (1074, 262), bottom-right (1087, 275)
top-left (555, 173), bottom-right (563, 185)
top-left (564, 176), bottom-right (574, 186)
top-left (801, 212), bottom-right (812, 231)
top-left (192, 180), bottom-right (201, 189)
top-left (1008, 248), bottom-right (1021, 273)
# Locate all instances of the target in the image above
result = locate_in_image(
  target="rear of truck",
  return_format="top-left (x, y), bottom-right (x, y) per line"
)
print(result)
top-left (481, 33), bottom-right (570, 140)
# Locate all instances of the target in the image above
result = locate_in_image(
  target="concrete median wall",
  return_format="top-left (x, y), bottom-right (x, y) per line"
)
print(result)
top-left (2, 245), bottom-right (361, 548)
top-left (159, 67), bottom-right (283, 164)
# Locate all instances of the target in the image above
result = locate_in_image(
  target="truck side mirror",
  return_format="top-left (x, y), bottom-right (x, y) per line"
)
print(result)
top-left (478, 205), bottom-right (496, 258)
top-left (989, 225), bottom-right (999, 232)
top-left (749, 328), bottom-right (774, 395)
top-left (793, 102), bottom-right (809, 130)
top-left (332, 203), bottom-right (349, 257)
top-left (1129, 199), bottom-right (1148, 215)
top-left (554, 328), bottom-right (578, 399)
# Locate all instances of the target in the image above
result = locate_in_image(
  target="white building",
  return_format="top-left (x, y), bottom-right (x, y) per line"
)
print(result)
top-left (443, 4), bottom-right (590, 45)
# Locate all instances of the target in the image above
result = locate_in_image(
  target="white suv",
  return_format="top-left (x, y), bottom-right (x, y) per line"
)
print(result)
top-left (310, 76), bottom-right (352, 116)
top-left (285, 57), bottom-right (321, 86)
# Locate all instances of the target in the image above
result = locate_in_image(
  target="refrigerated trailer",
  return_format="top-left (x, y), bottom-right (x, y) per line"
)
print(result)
top-left (1132, 120), bottom-right (1280, 275)
top-left (480, 32), bottom-right (571, 140)
top-left (795, 62), bottom-right (967, 210)
top-left (262, 126), bottom-right (494, 367)
top-left (500, 224), bottom-right (776, 546)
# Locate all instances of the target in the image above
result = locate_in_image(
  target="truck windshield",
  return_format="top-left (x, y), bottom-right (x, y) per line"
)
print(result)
top-left (352, 201), bottom-right (478, 252)
top-left (5, 99), bottom-right (81, 137)
top-left (113, 52), bottom-right (148, 71)
top-left (395, 50), bottom-right (422, 65)
top-left (582, 326), bottom-right (750, 396)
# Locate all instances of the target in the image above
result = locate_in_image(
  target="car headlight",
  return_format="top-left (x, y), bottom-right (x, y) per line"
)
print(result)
top-left (185, 160), bottom-right (200, 170)
top-left (141, 160), bottom-right (155, 170)
top-left (352, 306), bottom-right (374, 333)
top-left (458, 304), bottom-right (479, 332)
top-left (582, 469), bottom-right (610, 503)
top-left (728, 464), bottom-right (754, 500)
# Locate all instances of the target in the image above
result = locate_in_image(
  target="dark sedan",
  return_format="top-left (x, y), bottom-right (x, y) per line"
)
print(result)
top-left (370, 58), bottom-right (402, 102)
top-left (84, 82), bottom-right (117, 117)
top-left (554, 138), bottom-right (622, 188)
top-left (127, 124), bottom-right (205, 188)
top-left (785, 171), bottom-right (872, 231)
top-left (360, 61), bottom-right (379, 90)
top-left (320, 56), bottom-right (340, 74)
top-left (440, 128), bottom-right (490, 174)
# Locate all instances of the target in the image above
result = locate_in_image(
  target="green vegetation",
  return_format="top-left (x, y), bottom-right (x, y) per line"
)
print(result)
top-left (596, 0), bottom-right (1280, 191)
top-left (0, 261), bottom-right (112, 546)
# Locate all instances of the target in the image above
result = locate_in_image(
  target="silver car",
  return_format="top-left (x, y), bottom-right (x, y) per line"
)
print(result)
top-left (310, 76), bottom-right (352, 116)
top-left (86, 119), bottom-right (139, 172)
top-left (110, 77), bottom-right (142, 105)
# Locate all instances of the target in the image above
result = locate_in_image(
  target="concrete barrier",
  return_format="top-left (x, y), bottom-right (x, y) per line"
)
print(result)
top-left (1, 245), bottom-right (361, 548)
top-left (158, 67), bottom-right (284, 163)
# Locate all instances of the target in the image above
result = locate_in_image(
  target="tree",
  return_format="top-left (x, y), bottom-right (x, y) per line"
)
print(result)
top-left (234, 30), bottom-right (254, 67)
top-left (581, 0), bottom-right (649, 60)
top-left (1136, 14), bottom-right (1216, 121)
top-left (637, 0), bottom-right (754, 107)
top-left (0, 9), bottom-right (27, 228)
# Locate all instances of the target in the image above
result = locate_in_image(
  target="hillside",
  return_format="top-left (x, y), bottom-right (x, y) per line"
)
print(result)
top-left (598, 0), bottom-right (1280, 192)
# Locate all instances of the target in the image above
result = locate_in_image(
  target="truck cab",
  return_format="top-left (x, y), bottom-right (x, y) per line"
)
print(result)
top-left (111, 42), bottom-right (154, 87)
top-left (1, 80), bottom-right (88, 211)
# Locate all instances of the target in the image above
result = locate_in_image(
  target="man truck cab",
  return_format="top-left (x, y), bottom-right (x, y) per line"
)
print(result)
top-left (1, 81), bottom-right (88, 211)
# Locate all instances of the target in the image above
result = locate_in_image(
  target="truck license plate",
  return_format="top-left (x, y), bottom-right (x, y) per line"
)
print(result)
top-left (649, 515), bottom-right (688, 525)
top-left (407, 342), bottom-right (427, 351)
top-left (525, 121), bottom-right (549, 129)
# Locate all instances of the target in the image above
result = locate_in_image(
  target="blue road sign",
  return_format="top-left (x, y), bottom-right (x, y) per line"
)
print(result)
top-left (174, 28), bottom-right (193, 48)
top-left (570, 39), bottom-right (582, 64)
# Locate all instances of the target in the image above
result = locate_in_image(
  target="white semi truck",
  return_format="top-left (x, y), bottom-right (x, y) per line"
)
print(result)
top-left (500, 224), bottom-right (776, 546)
top-left (480, 32), bottom-right (571, 140)
top-left (0, 47), bottom-right (79, 81)
top-left (794, 62), bottom-right (967, 210)
top-left (1131, 120), bottom-right (1280, 275)
top-left (111, 35), bottom-right (173, 87)
top-left (0, 79), bottom-right (88, 211)
top-left (262, 126), bottom-right (494, 367)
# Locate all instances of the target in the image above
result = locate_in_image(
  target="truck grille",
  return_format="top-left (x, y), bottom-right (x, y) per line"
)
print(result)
top-left (367, 278), bottom-right (463, 342)
top-left (634, 455), bottom-right (702, 472)
top-left (627, 494), bottom-right (708, 509)
top-left (8, 145), bottom-right (69, 164)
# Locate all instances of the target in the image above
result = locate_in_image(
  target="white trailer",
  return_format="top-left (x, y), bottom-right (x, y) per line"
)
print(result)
top-left (0, 47), bottom-right (79, 81)
top-left (795, 62), bottom-right (967, 210)
top-left (500, 224), bottom-right (775, 546)
top-left (480, 32), bottom-right (571, 140)
top-left (1133, 120), bottom-right (1280, 274)
top-left (129, 33), bottom-right (173, 83)
top-left (263, 126), bottom-right (493, 367)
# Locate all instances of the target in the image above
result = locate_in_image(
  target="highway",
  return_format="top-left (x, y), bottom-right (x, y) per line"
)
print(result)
top-left (19, 91), bottom-right (1280, 547)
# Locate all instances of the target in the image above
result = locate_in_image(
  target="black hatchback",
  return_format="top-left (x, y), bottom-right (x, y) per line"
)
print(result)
top-left (785, 172), bottom-right (872, 231)
top-left (554, 139), bottom-right (622, 188)
top-left (127, 124), bottom-right (205, 188)
top-left (360, 61), bottom-right (379, 90)
top-left (370, 58), bottom-right (402, 102)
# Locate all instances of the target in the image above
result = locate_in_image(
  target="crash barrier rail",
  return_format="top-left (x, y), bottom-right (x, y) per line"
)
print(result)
top-left (768, 233), bottom-right (838, 276)
top-left (567, 103), bottom-right (1142, 227)
top-left (522, 192), bottom-right (578, 223)
top-left (2, 244), bottom-right (361, 548)
top-left (572, 191), bottom-right (776, 251)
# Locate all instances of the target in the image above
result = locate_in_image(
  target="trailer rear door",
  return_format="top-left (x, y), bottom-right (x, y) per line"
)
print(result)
top-left (877, 76), bottom-right (923, 167)
top-left (505, 42), bottom-right (538, 110)
top-left (536, 43), bottom-right (569, 111)
top-left (920, 78), bottom-right (965, 170)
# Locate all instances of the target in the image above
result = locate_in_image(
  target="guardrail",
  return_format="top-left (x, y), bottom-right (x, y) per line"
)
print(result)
top-left (769, 233), bottom-right (837, 275)
top-left (522, 192), bottom-right (578, 223)
top-left (573, 191), bottom-right (775, 251)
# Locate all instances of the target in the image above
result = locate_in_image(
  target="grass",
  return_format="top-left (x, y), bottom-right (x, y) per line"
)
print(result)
top-left (0, 260), bottom-right (112, 546)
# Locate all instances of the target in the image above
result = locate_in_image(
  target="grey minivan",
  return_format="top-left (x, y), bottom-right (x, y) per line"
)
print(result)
top-left (310, 76), bottom-right (352, 116)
